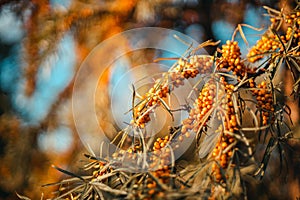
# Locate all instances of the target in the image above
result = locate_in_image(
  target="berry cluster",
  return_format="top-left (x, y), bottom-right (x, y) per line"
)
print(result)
top-left (152, 135), bottom-right (169, 151)
top-left (111, 143), bottom-right (144, 170)
top-left (285, 26), bottom-right (300, 42)
top-left (223, 83), bottom-right (237, 133)
top-left (285, 12), bottom-right (300, 24)
top-left (189, 55), bottom-right (214, 74)
top-left (210, 82), bottom-right (236, 183)
top-left (247, 33), bottom-right (282, 63)
top-left (132, 56), bottom-right (213, 128)
top-left (249, 12), bottom-right (300, 63)
top-left (146, 136), bottom-right (171, 199)
top-left (252, 81), bottom-right (274, 126)
top-left (170, 56), bottom-right (213, 87)
top-left (218, 40), bottom-right (246, 78)
top-left (150, 135), bottom-right (171, 172)
top-left (92, 161), bottom-right (109, 182)
top-left (132, 84), bottom-right (169, 128)
top-left (211, 134), bottom-right (235, 182)
top-left (180, 79), bottom-right (218, 140)
top-left (283, 12), bottom-right (300, 46)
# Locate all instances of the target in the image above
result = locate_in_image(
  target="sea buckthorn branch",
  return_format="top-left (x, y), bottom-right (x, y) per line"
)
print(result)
top-left (35, 4), bottom-right (300, 200)
top-left (209, 82), bottom-right (238, 184)
top-left (240, 78), bottom-right (276, 134)
top-left (216, 40), bottom-right (259, 81)
top-left (281, 11), bottom-right (300, 47)
top-left (183, 39), bottom-right (263, 195)
top-left (263, 5), bottom-right (284, 31)
top-left (151, 136), bottom-right (171, 170)
top-left (144, 135), bottom-right (173, 199)
top-left (131, 55), bottom-right (214, 128)
top-left (207, 87), bottom-right (257, 198)
top-left (247, 31), bottom-right (283, 63)
top-left (217, 41), bottom-right (245, 75)
top-left (81, 155), bottom-right (111, 183)
top-left (110, 133), bottom-right (175, 199)
top-left (248, 78), bottom-right (276, 128)
top-left (177, 70), bottom-right (239, 190)
top-left (45, 156), bottom-right (130, 199)
top-left (180, 78), bottom-right (218, 142)
top-left (252, 81), bottom-right (275, 126)
top-left (248, 7), bottom-right (300, 96)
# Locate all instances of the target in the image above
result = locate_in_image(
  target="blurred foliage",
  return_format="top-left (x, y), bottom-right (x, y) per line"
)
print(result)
top-left (0, 0), bottom-right (299, 199)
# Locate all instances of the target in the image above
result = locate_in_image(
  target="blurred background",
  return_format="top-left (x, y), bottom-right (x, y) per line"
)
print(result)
top-left (0, 0), bottom-right (298, 199)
